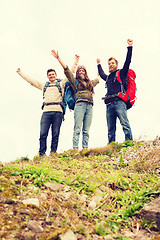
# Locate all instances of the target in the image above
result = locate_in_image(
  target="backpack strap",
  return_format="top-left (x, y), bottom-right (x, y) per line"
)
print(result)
top-left (115, 70), bottom-right (125, 94)
top-left (115, 70), bottom-right (121, 82)
top-left (43, 82), bottom-right (50, 99)
top-left (75, 79), bottom-right (79, 92)
top-left (56, 81), bottom-right (62, 96)
top-left (55, 80), bottom-right (66, 117)
top-left (42, 80), bottom-right (64, 114)
top-left (43, 79), bottom-right (63, 98)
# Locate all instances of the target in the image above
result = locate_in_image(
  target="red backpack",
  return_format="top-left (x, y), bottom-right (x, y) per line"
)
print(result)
top-left (116, 69), bottom-right (136, 109)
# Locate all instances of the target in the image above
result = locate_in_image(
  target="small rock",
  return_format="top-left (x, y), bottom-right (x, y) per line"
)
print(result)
top-left (88, 200), bottom-right (97, 210)
top-left (58, 229), bottom-right (77, 240)
top-left (139, 196), bottom-right (160, 229)
top-left (62, 192), bottom-right (71, 200)
top-left (94, 188), bottom-right (103, 196)
top-left (27, 185), bottom-right (38, 191)
top-left (92, 195), bottom-right (102, 203)
top-left (27, 220), bottom-right (43, 233)
top-left (64, 186), bottom-right (70, 192)
top-left (19, 208), bottom-right (30, 215)
top-left (22, 231), bottom-right (36, 240)
top-left (79, 194), bottom-right (88, 203)
top-left (44, 182), bottom-right (64, 191)
top-left (22, 198), bottom-right (39, 207)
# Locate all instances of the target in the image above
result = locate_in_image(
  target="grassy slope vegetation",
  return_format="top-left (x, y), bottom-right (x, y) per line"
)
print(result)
top-left (0, 140), bottom-right (160, 239)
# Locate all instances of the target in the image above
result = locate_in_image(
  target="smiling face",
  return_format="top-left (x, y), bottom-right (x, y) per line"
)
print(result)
top-left (78, 68), bottom-right (86, 76)
top-left (76, 67), bottom-right (87, 80)
top-left (47, 70), bottom-right (57, 82)
top-left (108, 58), bottom-right (118, 73)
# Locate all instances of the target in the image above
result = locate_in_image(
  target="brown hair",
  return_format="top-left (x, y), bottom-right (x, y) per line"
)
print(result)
top-left (108, 57), bottom-right (118, 65)
top-left (47, 69), bottom-right (56, 75)
top-left (76, 67), bottom-right (94, 94)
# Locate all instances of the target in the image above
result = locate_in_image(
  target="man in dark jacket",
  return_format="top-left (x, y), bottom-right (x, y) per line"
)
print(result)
top-left (97, 39), bottom-right (133, 143)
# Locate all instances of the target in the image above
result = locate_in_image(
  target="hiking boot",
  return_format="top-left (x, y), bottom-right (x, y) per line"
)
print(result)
top-left (72, 148), bottom-right (79, 153)
top-left (82, 147), bottom-right (88, 150)
top-left (38, 153), bottom-right (47, 160)
top-left (81, 147), bottom-right (88, 154)
top-left (66, 148), bottom-right (79, 154)
top-left (49, 151), bottom-right (58, 157)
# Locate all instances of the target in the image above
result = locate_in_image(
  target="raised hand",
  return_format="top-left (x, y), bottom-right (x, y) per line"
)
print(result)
top-left (51, 50), bottom-right (59, 59)
top-left (51, 50), bottom-right (66, 69)
top-left (16, 68), bottom-right (21, 74)
top-left (127, 39), bottom-right (133, 46)
top-left (97, 58), bottom-right (101, 64)
top-left (75, 54), bottom-right (80, 61)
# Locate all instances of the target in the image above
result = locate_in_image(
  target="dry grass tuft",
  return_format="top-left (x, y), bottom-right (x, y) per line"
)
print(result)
top-left (80, 142), bottom-right (122, 156)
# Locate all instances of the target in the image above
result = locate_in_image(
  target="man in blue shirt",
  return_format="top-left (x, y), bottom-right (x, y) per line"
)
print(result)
top-left (97, 39), bottom-right (133, 143)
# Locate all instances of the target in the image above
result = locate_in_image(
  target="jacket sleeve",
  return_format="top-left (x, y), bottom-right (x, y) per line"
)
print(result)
top-left (120, 46), bottom-right (133, 83)
top-left (64, 66), bottom-right (77, 92)
top-left (92, 77), bottom-right (100, 87)
top-left (61, 59), bottom-right (78, 88)
top-left (70, 58), bottom-right (79, 74)
top-left (97, 64), bottom-right (108, 81)
top-left (18, 71), bottom-right (44, 90)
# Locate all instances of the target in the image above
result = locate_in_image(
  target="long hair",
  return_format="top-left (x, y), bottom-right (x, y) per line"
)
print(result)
top-left (76, 66), bottom-right (94, 94)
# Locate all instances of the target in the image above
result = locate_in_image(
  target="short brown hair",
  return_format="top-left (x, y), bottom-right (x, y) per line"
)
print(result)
top-left (47, 69), bottom-right (56, 75)
top-left (108, 57), bottom-right (118, 65)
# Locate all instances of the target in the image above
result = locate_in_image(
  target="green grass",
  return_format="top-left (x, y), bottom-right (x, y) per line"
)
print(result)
top-left (1, 140), bottom-right (160, 239)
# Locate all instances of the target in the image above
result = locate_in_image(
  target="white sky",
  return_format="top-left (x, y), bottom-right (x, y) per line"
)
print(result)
top-left (0, 0), bottom-right (160, 162)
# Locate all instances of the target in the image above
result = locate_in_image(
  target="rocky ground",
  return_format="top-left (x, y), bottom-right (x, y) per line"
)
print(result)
top-left (0, 138), bottom-right (160, 240)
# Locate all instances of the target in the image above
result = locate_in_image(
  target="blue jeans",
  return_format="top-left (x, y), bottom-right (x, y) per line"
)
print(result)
top-left (73, 102), bottom-right (93, 148)
top-left (106, 100), bottom-right (133, 143)
top-left (39, 111), bottom-right (63, 156)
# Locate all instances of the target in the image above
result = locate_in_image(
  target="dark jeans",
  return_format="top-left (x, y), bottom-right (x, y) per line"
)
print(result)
top-left (39, 111), bottom-right (63, 156)
top-left (106, 100), bottom-right (133, 143)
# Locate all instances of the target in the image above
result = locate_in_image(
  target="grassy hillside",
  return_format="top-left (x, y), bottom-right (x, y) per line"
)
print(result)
top-left (0, 139), bottom-right (160, 239)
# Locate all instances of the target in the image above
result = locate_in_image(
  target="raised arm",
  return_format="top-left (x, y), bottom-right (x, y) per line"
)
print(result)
top-left (51, 50), bottom-right (67, 69)
top-left (127, 39), bottom-right (133, 47)
top-left (97, 59), bottom-right (108, 81)
top-left (71, 54), bottom-right (80, 74)
top-left (92, 73), bottom-right (100, 87)
top-left (120, 39), bottom-right (133, 79)
top-left (16, 68), bottom-right (43, 90)
top-left (51, 50), bottom-right (78, 90)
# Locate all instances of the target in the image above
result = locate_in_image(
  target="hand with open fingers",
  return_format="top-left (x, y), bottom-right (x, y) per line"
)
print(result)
top-left (16, 68), bottom-right (21, 74)
top-left (127, 39), bottom-right (133, 46)
top-left (51, 50), bottom-right (59, 59)
top-left (75, 54), bottom-right (80, 61)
